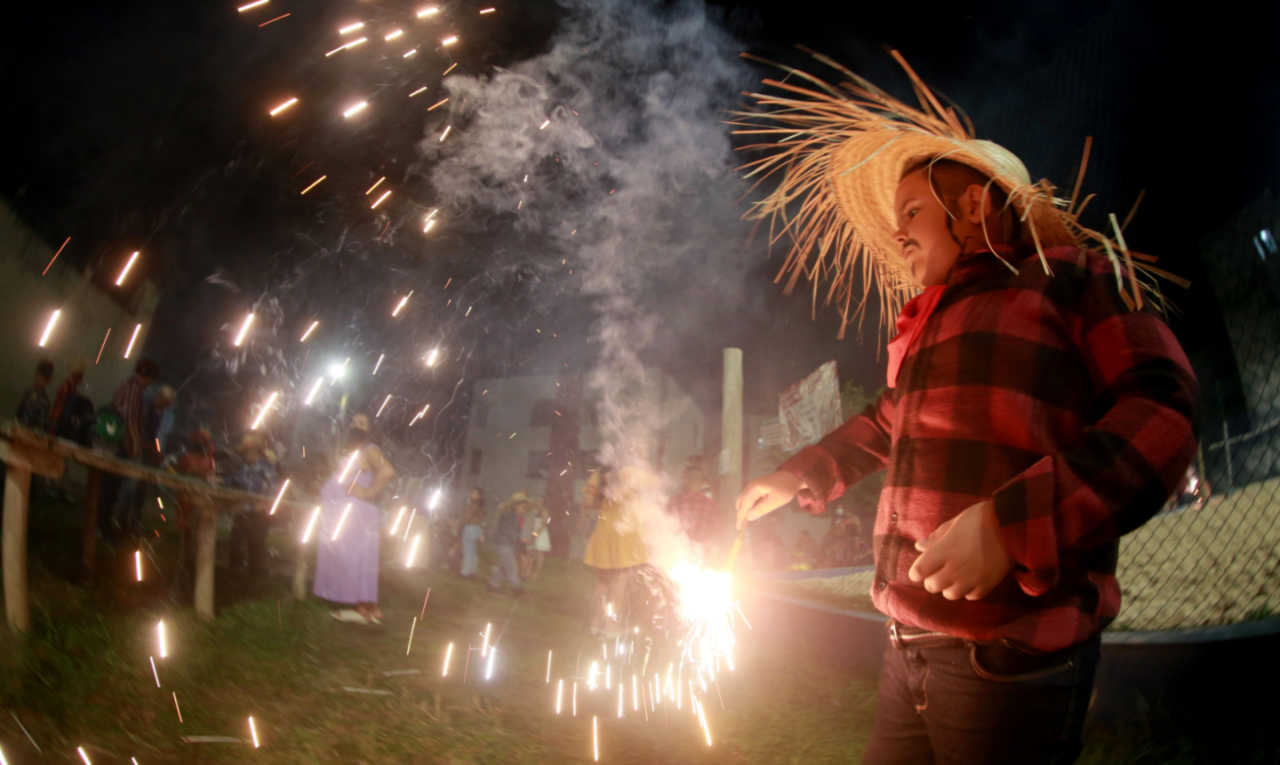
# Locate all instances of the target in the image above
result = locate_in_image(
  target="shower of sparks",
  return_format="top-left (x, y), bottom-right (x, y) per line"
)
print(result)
top-left (172, 692), bottom-right (183, 723)
top-left (114, 251), bottom-right (140, 286)
top-left (695, 697), bottom-right (713, 746)
top-left (441, 642), bottom-right (454, 676)
top-left (545, 650), bottom-right (553, 684)
top-left (442, 62), bottom-right (458, 76)
top-left (406, 616), bottom-right (417, 655)
top-left (300, 506), bottom-right (321, 543)
top-left (123, 323), bottom-right (142, 359)
top-left (95, 328), bottom-right (111, 365)
top-left (299, 320), bottom-right (319, 342)
top-left (392, 292), bottom-right (412, 316)
top-left (427, 97), bottom-right (448, 111)
top-left (376, 394), bottom-right (393, 418)
top-left (157, 620), bottom-right (168, 658)
top-left (480, 7), bottom-right (496, 14)
top-left (149, 656), bottom-right (161, 687)
top-left (480, 623), bottom-right (492, 657)
top-left (441, 35), bottom-right (458, 46)
top-left (268, 479), bottom-right (290, 515)
top-left (300, 175), bottom-right (327, 194)
top-left (372, 353), bottom-right (385, 375)
top-left (439, 124), bottom-right (452, 142)
top-left (304, 376), bottom-right (325, 405)
top-left (555, 678), bottom-right (564, 715)
top-left (326, 37), bottom-right (367, 57)
top-left (408, 403), bottom-right (430, 427)
top-left (135, 550), bottom-right (143, 581)
top-left (484, 648), bottom-right (497, 681)
top-left (592, 716), bottom-right (599, 762)
top-left (249, 391), bottom-right (279, 430)
top-left (370, 189), bottom-right (391, 209)
top-left (237, 0), bottom-right (269, 12)
top-left (539, 119), bottom-right (551, 130)
top-left (342, 100), bottom-right (369, 118)
top-left (572, 681), bottom-right (578, 717)
top-left (331, 503), bottom-right (353, 541)
top-left (77, 747), bottom-right (92, 765)
top-left (416, 6), bottom-right (440, 18)
top-left (401, 507), bottom-right (417, 541)
top-left (403, 48), bottom-right (418, 58)
top-left (384, 28), bottom-right (404, 41)
top-left (338, 21), bottom-right (364, 34)
top-left (258, 12), bottom-right (289, 26)
top-left (335, 452), bottom-right (360, 483)
top-left (37, 309), bottom-right (60, 347)
top-left (365, 176), bottom-right (386, 195)
top-left (232, 312), bottom-right (255, 346)
top-left (389, 506), bottom-right (407, 536)
top-left (268, 97), bottom-right (297, 116)
top-left (42, 236), bottom-right (70, 275)
top-left (424, 346), bottom-right (440, 367)
top-left (408, 85), bottom-right (427, 97)
top-left (248, 716), bottom-right (260, 749)
top-left (405, 534), bottom-right (422, 568)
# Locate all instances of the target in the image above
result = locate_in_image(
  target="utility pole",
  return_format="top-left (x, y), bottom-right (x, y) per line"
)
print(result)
top-left (720, 348), bottom-right (743, 529)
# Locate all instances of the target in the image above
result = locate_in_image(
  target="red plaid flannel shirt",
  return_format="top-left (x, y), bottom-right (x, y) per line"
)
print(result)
top-left (781, 246), bottom-right (1198, 652)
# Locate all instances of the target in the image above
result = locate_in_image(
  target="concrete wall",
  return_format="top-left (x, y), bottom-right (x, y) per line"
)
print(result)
top-left (1, 200), bottom-right (159, 424)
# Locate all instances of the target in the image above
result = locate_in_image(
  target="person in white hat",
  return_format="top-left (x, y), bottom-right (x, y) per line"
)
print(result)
top-left (734, 51), bottom-right (1199, 764)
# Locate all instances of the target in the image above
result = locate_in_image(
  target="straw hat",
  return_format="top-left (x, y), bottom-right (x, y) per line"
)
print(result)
top-left (733, 49), bottom-right (1174, 340)
top-left (500, 490), bottom-right (532, 510)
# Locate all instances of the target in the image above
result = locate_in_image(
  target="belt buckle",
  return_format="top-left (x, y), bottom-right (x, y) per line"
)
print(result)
top-left (888, 621), bottom-right (902, 648)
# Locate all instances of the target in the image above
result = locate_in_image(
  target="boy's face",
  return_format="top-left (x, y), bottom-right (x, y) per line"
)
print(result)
top-left (892, 169), bottom-right (963, 286)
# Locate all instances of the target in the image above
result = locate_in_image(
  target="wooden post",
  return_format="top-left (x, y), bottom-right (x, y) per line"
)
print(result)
top-left (4, 464), bottom-right (32, 632)
top-left (81, 467), bottom-right (102, 580)
top-left (720, 348), bottom-right (744, 530)
top-left (292, 543), bottom-right (308, 601)
top-left (194, 503), bottom-right (216, 620)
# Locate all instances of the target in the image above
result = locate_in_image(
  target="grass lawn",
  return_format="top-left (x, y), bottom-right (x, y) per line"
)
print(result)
top-left (0, 493), bottom-right (1269, 763)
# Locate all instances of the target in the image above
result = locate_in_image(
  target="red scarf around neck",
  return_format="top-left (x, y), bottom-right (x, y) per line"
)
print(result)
top-left (886, 285), bottom-right (945, 388)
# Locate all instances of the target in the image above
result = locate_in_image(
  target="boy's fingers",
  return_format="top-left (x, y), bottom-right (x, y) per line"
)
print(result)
top-left (908, 545), bottom-right (945, 584)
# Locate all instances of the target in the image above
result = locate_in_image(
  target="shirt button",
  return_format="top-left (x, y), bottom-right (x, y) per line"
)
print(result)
top-left (889, 512), bottom-right (898, 523)
top-left (876, 578), bottom-right (887, 591)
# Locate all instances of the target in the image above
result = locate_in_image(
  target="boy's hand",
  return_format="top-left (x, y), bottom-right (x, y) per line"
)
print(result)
top-left (736, 471), bottom-right (806, 530)
top-left (907, 500), bottom-right (1012, 601)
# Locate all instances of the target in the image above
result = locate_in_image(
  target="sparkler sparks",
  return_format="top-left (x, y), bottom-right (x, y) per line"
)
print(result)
top-left (408, 403), bottom-right (430, 427)
top-left (342, 100), bottom-right (369, 118)
top-left (249, 391), bottom-right (279, 430)
top-left (304, 376), bottom-right (325, 405)
top-left (376, 394), bottom-right (393, 418)
top-left (372, 353), bottom-right (385, 375)
top-left (416, 6), bottom-right (440, 18)
top-left (157, 620), bottom-right (168, 658)
top-left (300, 506), bottom-right (321, 543)
top-left (258, 12), bottom-right (289, 27)
top-left (114, 251), bottom-right (140, 286)
top-left (135, 550), bottom-right (143, 581)
top-left (123, 323), bottom-right (142, 359)
top-left (370, 189), bottom-right (391, 209)
top-left (545, 650), bottom-right (553, 684)
top-left (389, 506), bottom-right (407, 536)
top-left (424, 346), bottom-right (441, 367)
top-left (331, 503), bottom-right (353, 541)
top-left (406, 616), bottom-right (417, 655)
top-left (300, 175), bottom-right (327, 194)
top-left (555, 678), bottom-right (564, 714)
top-left (299, 320), bottom-right (319, 342)
top-left (441, 35), bottom-right (458, 46)
top-left (338, 21), bottom-right (364, 34)
top-left (326, 37), bottom-right (367, 57)
top-left (480, 623), bottom-right (492, 657)
top-left (484, 648), bottom-right (497, 681)
top-left (592, 716), bottom-right (599, 762)
top-left (268, 479), bottom-right (290, 515)
top-left (408, 85), bottom-right (427, 97)
top-left (172, 692), bottom-right (183, 723)
top-left (480, 7), bottom-right (496, 14)
top-left (365, 176), bottom-right (386, 195)
top-left (617, 684), bottom-right (623, 718)
top-left (442, 62), bottom-right (458, 76)
top-left (268, 97), bottom-right (297, 116)
top-left (695, 697), bottom-right (713, 746)
top-left (237, 0), bottom-right (270, 12)
top-left (77, 747), bottom-right (92, 765)
top-left (248, 716), bottom-right (260, 749)
top-left (384, 29), bottom-right (404, 41)
top-left (405, 534), bottom-right (422, 568)
top-left (428, 487), bottom-right (443, 511)
top-left (632, 674), bottom-right (639, 711)
top-left (149, 656), bottom-right (161, 687)
top-left (401, 507), bottom-right (417, 541)
top-left (232, 312), bottom-right (255, 346)
top-left (539, 119), bottom-right (551, 130)
top-left (42, 235), bottom-right (70, 275)
top-left (441, 642), bottom-right (454, 676)
top-left (37, 309), bottom-right (60, 347)
top-left (439, 124), bottom-right (452, 142)
top-left (427, 97), bottom-right (448, 111)
top-left (403, 48), bottom-right (418, 58)
top-left (572, 681), bottom-right (578, 716)
top-left (392, 292), bottom-right (412, 316)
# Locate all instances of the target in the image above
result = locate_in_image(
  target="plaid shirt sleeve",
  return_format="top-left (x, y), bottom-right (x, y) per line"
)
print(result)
top-left (778, 388), bottom-right (897, 515)
top-left (990, 261), bottom-right (1199, 597)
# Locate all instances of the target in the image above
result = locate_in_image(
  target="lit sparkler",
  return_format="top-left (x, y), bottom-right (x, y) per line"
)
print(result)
top-left (389, 506), bottom-right (407, 536)
top-left (249, 391), bottom-right (278, 430)
top-left (326, 37), bottom-right (367, 57)
top-left (114, 251), bottom-right (140, 286)
top-left (248, 716), bottom-right (260, 748)
top-left (405, 534), bottom-right (422, 568)
top-left (157, 620), bottom-right (168, 658)
top-left (232, 312), bottom-right (255, 346)
top-left (338, 21), bottom-right (364, 34)
top-left (268, 479), bottom-right (290, 515)
top-left (300, 175), bottom-right (327, 194)
top-left (37, 309), bottom-right (60, 347)
top-left (237, 0), bottom-right (269, 12)
top-left (299, 320), bottom-right (319, 342)
top-left (342, 100), bottom-right (369, 118)
top-left (441, 641), bottom-right (454, 676)
top-left (376, 394), bottom-right (393, 418)
top-left (123, 323), bottom-right (142, 359)
top-left (331, 503), bottom-right (353, 541)
top-left (370, 189), bottom-right (391, 209)
top-left (304, 376), bottom-right (325, 405)
top-left (300, 506), bottom-right (321, 543)
top-left (268, 97), bottom-right (297, 117)
top-left (135, 550), bottom-right (143, 581)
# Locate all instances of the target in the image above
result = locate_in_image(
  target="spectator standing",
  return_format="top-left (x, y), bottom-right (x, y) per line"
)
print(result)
top-left (523, 503), bottom-right (551, 581)
top-left (111, 359), bottom-right (158, 459)
top-left (488, 491), bottom-right (529, 594)
top-left (227, 431), bottom-right (277, 581)
top-left (16, 358), bottom-right (54, 430)
top-left (48, 358), bottom-right (86, 434)
top-left (102, 360), bottom-right (159, 538)
top-left (459, 494), bottom-right (485, 578)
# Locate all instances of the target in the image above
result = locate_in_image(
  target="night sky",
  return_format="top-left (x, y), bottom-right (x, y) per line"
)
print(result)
top-left (4, 0), bottom-right (1276, 475)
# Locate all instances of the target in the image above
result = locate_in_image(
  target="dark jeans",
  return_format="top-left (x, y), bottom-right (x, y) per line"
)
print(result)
top-left (862, 626), bottom-right (1100, 765)
top-left (229, 511), bottom-right (269, 577)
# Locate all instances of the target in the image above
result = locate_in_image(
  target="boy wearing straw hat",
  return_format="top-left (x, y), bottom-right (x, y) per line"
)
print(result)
top-left (735, 52), bottom-right (1198, 764)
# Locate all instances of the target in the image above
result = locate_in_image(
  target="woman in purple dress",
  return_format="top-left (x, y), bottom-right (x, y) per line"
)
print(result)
top-left (314, 414), bottom-right (396, 625)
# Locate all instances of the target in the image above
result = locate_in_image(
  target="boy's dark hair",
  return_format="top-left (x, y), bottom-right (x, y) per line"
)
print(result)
top-left (901, 157), bottom-right (1021, 242)
top-left (35, 359), bottom-right (54, 379)
top-left (135, 359), bottom-right (159, 379)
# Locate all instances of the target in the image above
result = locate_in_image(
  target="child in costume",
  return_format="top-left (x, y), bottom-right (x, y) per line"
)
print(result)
top-left (734, 51), bottom-right (1198, 765)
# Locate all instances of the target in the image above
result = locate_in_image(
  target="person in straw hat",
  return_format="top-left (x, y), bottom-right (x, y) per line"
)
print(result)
top-left (488, 490), bottom-right (532, 594)
top-left (734, 51), bottom-right (1199, 764)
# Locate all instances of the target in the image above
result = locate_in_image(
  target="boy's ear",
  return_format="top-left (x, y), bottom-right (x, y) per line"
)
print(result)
top-left (962, 184), bottom-right (988, 224)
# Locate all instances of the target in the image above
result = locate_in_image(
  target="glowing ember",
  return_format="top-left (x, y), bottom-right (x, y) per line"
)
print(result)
top-left (406, 616), bottom-right (417, 655)
top-left (77, 747), bottom-right (92, 765)
top-left (409, 85), bottom-right (427, 98)
top-left (304, 376), bottom-right (325, 406)
top-left (592, 716), bottom-right (599, 762)
top-left (484, 648), bottom-right (497, 680)
top-left (555, 678), bottom-right (564, 715)
top-left (384, 29), bottom-right (404, 41)
top-left (439, 124), bottom-right (452, 142)
top-left (342, 100), bottom-right (369, 119)
top-left (481, 623), bottom-right (492, 657)
top-left (392, 292), bottom-right (412, 316)
top-left (326, 38), bottom-right (367, 57)
top-left (149, 656), bottom-right (160, 687)
top-left (545, 650), bottom-right (553, 684)
top-left (372, 353), bottom-right (385, 375)
top-left (403, 48), bottom-right (418, 58)
top-left (441, 35), bottom-right (458, 46)
top-left (370, 189), bottom-right (391, 209)
top-left (172, 691), bottom-right (183, 723)
top-left (427, 97), bottom-right (448, 111)
top-left (336, 450), bottom-right (360, 483)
